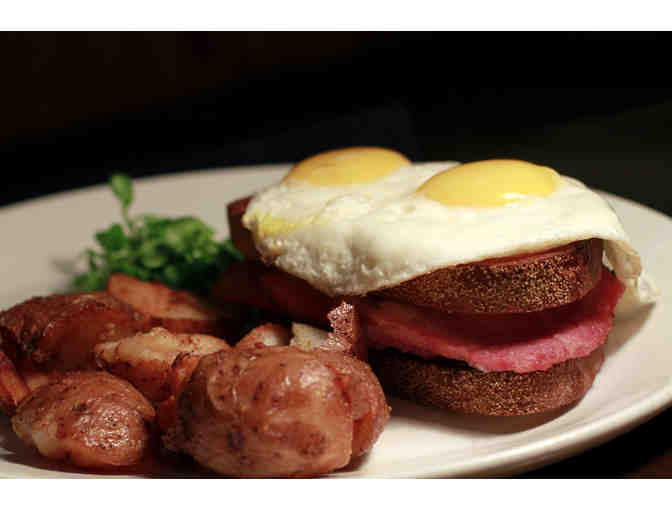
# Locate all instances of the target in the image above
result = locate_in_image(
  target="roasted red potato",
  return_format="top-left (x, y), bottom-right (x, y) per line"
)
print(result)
top-left (309, 350), bottom-right (388, 457)
top-left (0, 350), bottom-right (30, 415)
top-left (290, 302), bottom-right (367, 361)
top-left (155, 351), bottom-right (199, 434)
top-left (12, 371), bottom-right (155, 469)
top-left (235, 322), bottom-right (292, 350)
top-left (165, 345), bottom-right (390, 477)
top-left (0, 292), bottom-right (152, 370)
top-left (107, 273), bottom-right (237, 337)
top-left (94, 327), bottom-right (230, 403)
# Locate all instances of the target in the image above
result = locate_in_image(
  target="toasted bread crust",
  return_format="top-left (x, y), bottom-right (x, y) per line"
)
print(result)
top-left (374, 239), bottom-right (603, 313)
top-left (368, 347), bottom-right (604, 416)
top-left (228, 196), bottom-right (603, 313)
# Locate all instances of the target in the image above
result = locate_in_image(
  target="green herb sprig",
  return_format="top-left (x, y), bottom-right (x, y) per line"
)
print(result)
top-left (71, 173), bottom-right (242, 293)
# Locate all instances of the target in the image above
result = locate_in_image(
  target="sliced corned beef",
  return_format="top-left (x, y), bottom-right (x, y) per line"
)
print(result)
top-left (213, 262), bottom-right (625, 374)
top-left (360, 267), bottom-right (624, 373)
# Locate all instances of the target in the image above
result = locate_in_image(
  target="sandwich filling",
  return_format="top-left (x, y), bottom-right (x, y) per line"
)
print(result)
top-left (212, 261), bottom-right (624, 373)
top-left (359, 267), bottom-right (624, 373)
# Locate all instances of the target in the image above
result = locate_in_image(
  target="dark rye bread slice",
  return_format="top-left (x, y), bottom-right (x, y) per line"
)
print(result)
top-left (374, 239), bottom-right (604, 313)
top-left (368, 346), bottom-right (604, 416)
top-left (227, 195), bottom-right (604, 313)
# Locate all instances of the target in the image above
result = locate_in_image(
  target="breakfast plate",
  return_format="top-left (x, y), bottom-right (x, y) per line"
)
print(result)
top-left (0, 164), bottom-right (670, 478)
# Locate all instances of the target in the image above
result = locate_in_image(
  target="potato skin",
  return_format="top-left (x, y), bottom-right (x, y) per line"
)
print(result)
top-left (107, 273), bottom-right (234, 337)
top-left (172, 347), bottom-right (355, 477)
top-left (0, 292), bottom-right (151, 370)
top-left (0, 350), bottom-right (30, 415)
top-left (310, 350), bottom-right (389, 457)
top-left (12, 371), bottom-right (155, 469)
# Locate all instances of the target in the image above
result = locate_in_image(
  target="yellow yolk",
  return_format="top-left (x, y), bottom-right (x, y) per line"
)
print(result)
top-left (418, 159), bottom-right (560, 207)
top-left (284, 147), bottom-right (410, 186)
top-left (255, 214), bottom-right (324, 237)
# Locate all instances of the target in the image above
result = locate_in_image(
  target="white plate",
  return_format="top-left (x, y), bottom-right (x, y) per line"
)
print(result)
top-left (0, 164), bottom-right (669, 478)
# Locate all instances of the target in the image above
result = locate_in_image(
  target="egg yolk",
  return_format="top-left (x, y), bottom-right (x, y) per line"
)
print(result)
top-left (255, 214), bottom-right (323, 237)
top-left (284, 147), bottom-right (410, 186)
top-left (418, 159), bottom-right (560, 207)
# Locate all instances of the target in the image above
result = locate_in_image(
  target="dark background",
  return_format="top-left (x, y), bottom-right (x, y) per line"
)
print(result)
top-left (1, 32), bottom-right (672, 214)
top-left (1, 32), bottom-right (672, 477)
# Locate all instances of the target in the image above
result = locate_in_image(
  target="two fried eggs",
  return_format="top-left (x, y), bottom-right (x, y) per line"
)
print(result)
top-left (242, 147), bottom-right (653, 312)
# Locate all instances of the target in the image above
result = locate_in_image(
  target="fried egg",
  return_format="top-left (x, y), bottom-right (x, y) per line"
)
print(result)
top-left (242, 147), bottom-right (656, 313)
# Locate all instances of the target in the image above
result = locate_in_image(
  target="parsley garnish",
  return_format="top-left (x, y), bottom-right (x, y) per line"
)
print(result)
top-left (71, 173), bottom-right (242, 293)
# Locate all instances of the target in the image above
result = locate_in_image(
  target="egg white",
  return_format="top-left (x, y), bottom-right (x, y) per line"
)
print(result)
top-left (243, 161), bottom-right (651, 313)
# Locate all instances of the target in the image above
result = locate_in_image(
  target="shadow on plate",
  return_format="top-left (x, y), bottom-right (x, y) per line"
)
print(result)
top-left (385, 396), bottom-right (572, 436)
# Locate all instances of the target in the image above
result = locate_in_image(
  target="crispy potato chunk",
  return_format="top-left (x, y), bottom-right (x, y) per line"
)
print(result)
top-left (169, 347), bottom-right (353, 477)
top-left (0, 350), bottom-right (30, 415)
top-left (286, 320), bottom-right (387, 456)
top-left (238, 321), bottom-right (388, 460)
top-left (0, 292), bottom-right (152, 370)
top-left (107, 273), bottom-right (233, 336)
top-left (93, 327), bottom-right (230, 403)
top-left (310, 350), bottom-right (389, 457)
top-left (12, 371), bottom-right (155, 469)
top-left (290, 320), bottom-right (366, 359)
top-left (289, 322), bottom-right (329, 351)
top-left (236, 323), bottom-right (292, 350)
top-left (239, 313), bottom-right (366, 361)
top-left (167, 345), bottom-right (390, 477)
top-left (14, 358), bottom-right (52, 392)
top-left (155, 352), bottom-right (205, 434)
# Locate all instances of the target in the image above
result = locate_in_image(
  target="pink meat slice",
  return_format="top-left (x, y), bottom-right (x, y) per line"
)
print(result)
top-left (360, 267), bottom-right (625, 373)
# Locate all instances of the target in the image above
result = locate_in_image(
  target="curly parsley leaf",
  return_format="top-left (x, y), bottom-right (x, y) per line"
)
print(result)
top-left (71, 173), bottom-right (243, 294)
